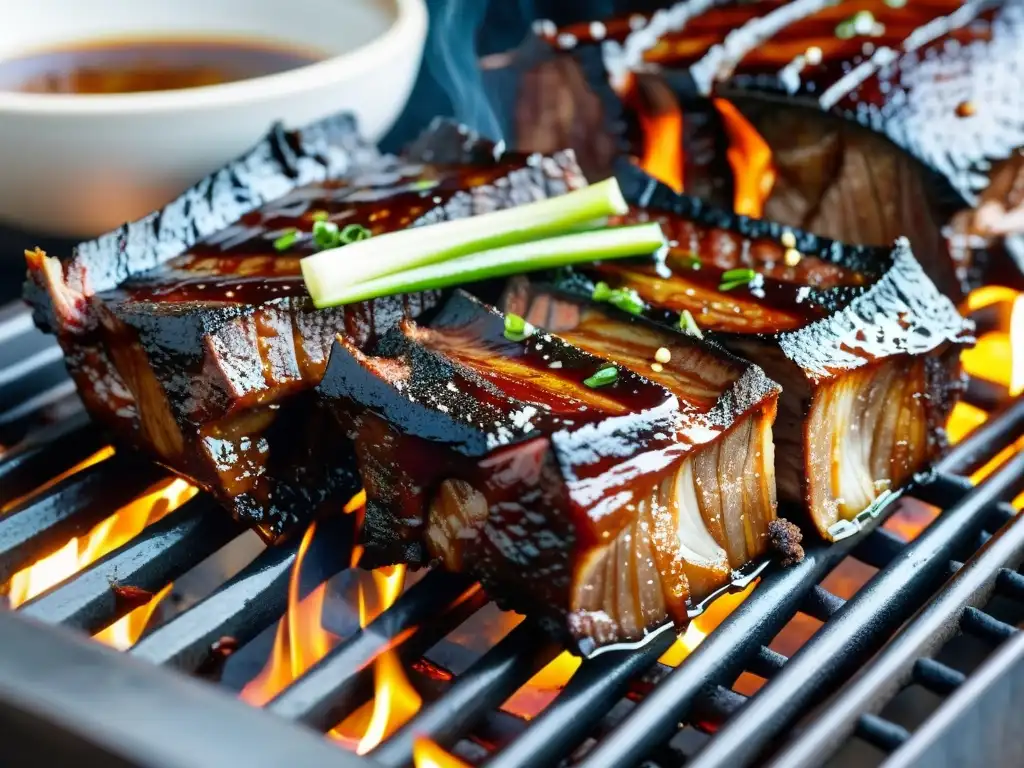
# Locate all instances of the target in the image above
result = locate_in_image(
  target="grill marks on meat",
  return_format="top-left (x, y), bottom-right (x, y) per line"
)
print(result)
top-left (320, 290), bottom-right (781, 651)
top-left (23, 116), bottom-right (587, 538)
top-left (506, 0), bottom-right (1024, 291)
top-left (554, 182), bottom-right (972, 538)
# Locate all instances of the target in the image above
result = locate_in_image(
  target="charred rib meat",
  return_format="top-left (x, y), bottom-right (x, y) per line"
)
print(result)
top-left (543, 178), bottom-right (972, 538)
top-left (23, 116), bottom-right (586, 538)
top-left (320, 289), bottom-right (782, 651)
top-left (503, 0), bottom-right (1024, 293)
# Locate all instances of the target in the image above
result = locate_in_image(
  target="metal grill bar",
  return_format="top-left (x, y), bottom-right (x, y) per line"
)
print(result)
top-left (18, 495), bottom-right (241, 633)
top-left (371, 620), bottom-right (561, 768)
top-left (568, 504), bottom-right (894, 768)
top-left (939, 396), bottom-right (1024, 475)
top-left (482, 627), bottom-right (677, 768)
top-left (578, 449), bottom-right (1024, 768)
top-left (764, 500), bottom-right (1024, 766)
top-left (682, 452), bottom-right (1024, 768)
top-left (131, 515), bottom-right (354, 671)
top-left (884, 632), bottom-right (1024, 768)
top-left (959, 605), bottom-right (1020, 643)
top-left (748, 645), bottom-right (788, 679)
top-left (0, 610), bottom-right (366, 768)
top-left (0, 457), bottom-right (167, 582)
top-left (0, 411), bottom-right (99, 507)
top-left (800, 585), bottom-right (846, 621)
top-left (856, 713), bottom-right (909, 752)
top-left (267, 572), bottom-right (485, 731)
top-left (913, 658), bottom-right (966, 696)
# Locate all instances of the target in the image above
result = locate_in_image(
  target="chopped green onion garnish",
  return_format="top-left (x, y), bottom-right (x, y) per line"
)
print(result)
top-left (718, 268), bottom-right (757, 291)
top-left (591, 280), bottom-right (644, 315)
top-left (719, 279), bottom-right (751, 292)
top-left (607, 286), bottom-right (645, 315)
top-left (273, 229), bottom-right (298, 251)
top-left (313, 220), bottom-right (341, 250)
top-left (677, 254), bottom-right (701, 270)
top-left (305, 222), bottom-right (665, 308)
top-left (721, 268), bottom-right (756, 282)
top-left (584, 365), bottom-right (618, 388)
top-left (504, 313), bottom-right (535, 342)
top-left (301, 178), bottom-right (630, 303)
top-left (311, 210), bottom-right (330, 222)
top-left (340, 224), bottom-right (372, 244)
top-left (679, 309), bottom-right (703, 339)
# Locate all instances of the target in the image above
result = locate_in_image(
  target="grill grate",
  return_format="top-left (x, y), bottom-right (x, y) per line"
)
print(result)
top-left (1, 300), bottom-right (1022, 768)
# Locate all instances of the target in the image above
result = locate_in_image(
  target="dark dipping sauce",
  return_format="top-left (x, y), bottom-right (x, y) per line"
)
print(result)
top-left (0, 36), bottom-right (323, 95)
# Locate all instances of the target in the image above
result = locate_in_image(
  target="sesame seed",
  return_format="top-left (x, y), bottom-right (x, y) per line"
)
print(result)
top-left (784, 248), bottom-right (803, 267)
top-left (651, 362), bottom-right (664, 373)
top-left (654, 347), bottom-right (671, 364)
top-left (780, 230), bottom-right (797, 249)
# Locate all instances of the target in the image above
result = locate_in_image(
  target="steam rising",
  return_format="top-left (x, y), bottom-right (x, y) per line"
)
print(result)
top-left (426, 0), bottom-right (506, 142)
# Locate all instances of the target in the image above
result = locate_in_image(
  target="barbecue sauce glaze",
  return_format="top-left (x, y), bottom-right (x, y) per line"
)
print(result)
top-left (0, 36), bottom-right (321, 94)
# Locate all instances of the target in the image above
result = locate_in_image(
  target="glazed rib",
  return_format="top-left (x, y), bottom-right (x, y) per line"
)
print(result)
top-left (500, 0), bottom-right (1024, 292)
top-left (319, 290), bottom-right (784, 651)
top-left (23, 116), bottom-right (586, 538)
top-left (542, 177), bottom-right (972, 538)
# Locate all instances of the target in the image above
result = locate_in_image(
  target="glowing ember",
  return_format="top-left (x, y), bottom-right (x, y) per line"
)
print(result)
top-left (713, 98), bottom-right (776, 218)
top-left (658, 580), bottom-right (759, 667)
top-left (5, 474), bottom-right (196, 650)
top-left (502, 650), bottom-right (583, 719)
top-left (413, 736), bottom-right (470, 768)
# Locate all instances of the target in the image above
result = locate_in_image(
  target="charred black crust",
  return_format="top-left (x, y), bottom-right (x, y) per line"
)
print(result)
top-left (768, 518), bottom-right (805, 567)
top-left (616, 162), bottom-right (885, 279)
top-left (24, 113), bottom-right (377, 333)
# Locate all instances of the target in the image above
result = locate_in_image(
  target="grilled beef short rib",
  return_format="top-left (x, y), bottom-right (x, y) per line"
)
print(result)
top-left (24, 116), bottom-right (586, 539)
top-left (320, 289), bottom-right (784, 651)
top-left (538, 175), bottom-right (973, 539)
top-left (496, 0), bottom-right (1024, 294)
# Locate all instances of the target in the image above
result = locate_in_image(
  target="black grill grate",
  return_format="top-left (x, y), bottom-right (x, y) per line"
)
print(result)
top-left (1, 302), bottom-right (1022, 768)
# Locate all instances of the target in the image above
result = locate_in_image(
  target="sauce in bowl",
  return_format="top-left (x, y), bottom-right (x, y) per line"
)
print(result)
top-left (0, 36), bottom-right (324, 94)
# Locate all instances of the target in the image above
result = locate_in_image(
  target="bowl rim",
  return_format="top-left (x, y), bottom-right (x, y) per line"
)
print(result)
top-left (0, 0), bottom-right (427, 115)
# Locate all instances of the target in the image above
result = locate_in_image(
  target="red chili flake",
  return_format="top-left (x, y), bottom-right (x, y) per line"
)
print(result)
top-left (110, 583), bottom-right (155, 611)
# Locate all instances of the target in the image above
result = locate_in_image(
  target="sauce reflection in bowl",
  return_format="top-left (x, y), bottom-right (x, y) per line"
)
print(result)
top-left (0, 0), bottom-right (427, 237)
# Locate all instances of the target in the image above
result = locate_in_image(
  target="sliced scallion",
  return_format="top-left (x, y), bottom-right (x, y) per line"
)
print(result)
top-left (718, 267), bottom-right (757, 291)
top-left (310, 210), bottom-right (330, 222)
top-left (300, 178), bottom-right (630, 303)
top-left (313, 220), bottom-right (341, 250)
top-left (305, 222), bottom-right (665, 308)
top-left (504, 313), bottom-right (535, 342)
top-left (591, 281), bottom-right (612, 302)
top-left (273, 229), bottom-right (298, 251)
top-left (591, 280), bottom-right (644, 315)
top-left (679, 309), bottom-right (703, 339)
top-left (340, 223), bottom-right (372, 243)
top-left (584, 365), bottom-right (618, 388)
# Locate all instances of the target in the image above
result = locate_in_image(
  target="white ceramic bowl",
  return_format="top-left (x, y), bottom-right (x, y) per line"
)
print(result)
top-left (0, 0), bottom-right (427, 237)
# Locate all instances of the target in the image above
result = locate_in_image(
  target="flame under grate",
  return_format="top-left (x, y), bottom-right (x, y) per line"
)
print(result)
top-left (0, 260), bottom-right (1022, 768)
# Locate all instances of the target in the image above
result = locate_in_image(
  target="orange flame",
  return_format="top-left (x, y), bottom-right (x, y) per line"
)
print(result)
top-left (713, 98), bottom-right (776, 218)
top-left (240, 522), bottom-right (337, 706)
top-left (1, 445), bottom-right (114, 513)
top-left (637, 108), bottom-right (685, 193)
top-left (5, 473), bottom-right (196, 650)
top-left (502, 650), bottom-right (583, 719)
top-left (331, 564), bottom-right (421, 753)
top-left (413, 737), bottom-right (470, 768)
top-left (659, 579), bottom-right (760, 667)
